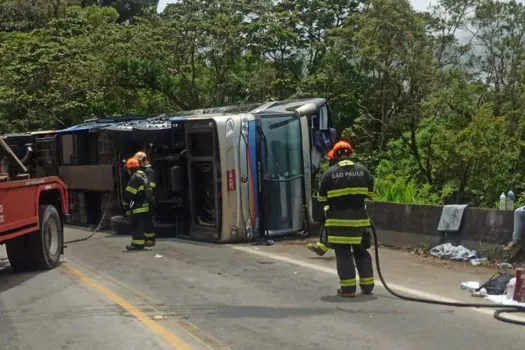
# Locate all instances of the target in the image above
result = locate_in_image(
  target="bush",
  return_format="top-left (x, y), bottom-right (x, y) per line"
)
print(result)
top-left (374, 177), bottom-right (444, 205)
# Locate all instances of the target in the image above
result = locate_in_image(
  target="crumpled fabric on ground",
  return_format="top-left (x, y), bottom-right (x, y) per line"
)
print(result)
top-left (429, 243), bottom-right (477, 261)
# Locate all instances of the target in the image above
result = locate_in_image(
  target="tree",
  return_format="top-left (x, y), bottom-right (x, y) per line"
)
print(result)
top-left (0, 0), bottom-right (82, 31)
top-left (350, 0), bottom-right (439, 184)
top-left (97, 1), bottom-right (158, 22)
top-left (468, 0), bottom-right (525, 119)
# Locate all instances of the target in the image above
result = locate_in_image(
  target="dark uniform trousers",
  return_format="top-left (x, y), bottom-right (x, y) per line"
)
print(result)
top-left (144, 211), bottom-right (155, 247)
top-left (334, 240), bottom-right (374, 294)
top-left (132, 212), bottom-right (147, 247)
top-left (143, 165), bottom-right (156, 247)
top-left (318, 159), bottom-right (376, 294)
top-left (123, 169), bottom-right (151, 248)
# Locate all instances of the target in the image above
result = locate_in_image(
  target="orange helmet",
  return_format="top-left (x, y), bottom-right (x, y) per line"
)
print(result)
top-left (125, 158), bottom-right (140, 170)
top-left (331, 141), bottom-right (354, 157)
top-left (327, 149), bottom-right (335, 160)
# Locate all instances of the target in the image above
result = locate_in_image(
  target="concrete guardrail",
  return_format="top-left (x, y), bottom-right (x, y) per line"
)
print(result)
top-left (310, 199), bottom-right (514, 250)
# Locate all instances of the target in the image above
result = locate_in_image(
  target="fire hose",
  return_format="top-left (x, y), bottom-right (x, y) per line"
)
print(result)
top-left (63, 192), bottom-right (114, 244)
top-left (370, 221), bottom-right (525, 326)
top-left (64, 157), bottom-right (119, 245)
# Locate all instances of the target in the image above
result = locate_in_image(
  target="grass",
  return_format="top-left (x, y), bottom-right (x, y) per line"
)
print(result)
top-left (374, 178), bottom-right (442, 205)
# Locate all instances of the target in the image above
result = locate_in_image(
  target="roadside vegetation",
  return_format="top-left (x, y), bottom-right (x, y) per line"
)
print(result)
top-left (1, 0), bottom-right (525, 208)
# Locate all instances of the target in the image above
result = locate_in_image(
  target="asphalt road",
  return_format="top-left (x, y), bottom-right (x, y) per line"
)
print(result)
top-left (1, 227), bottom-right (524, 350)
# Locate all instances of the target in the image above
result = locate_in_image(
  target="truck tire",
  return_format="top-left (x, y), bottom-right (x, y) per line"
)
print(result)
top-left (5, 205), bottom-right (62, 272)
top-left (31, 205), bottom-right (63, 270)
top-left (5, 234), bottom-right (35, 272)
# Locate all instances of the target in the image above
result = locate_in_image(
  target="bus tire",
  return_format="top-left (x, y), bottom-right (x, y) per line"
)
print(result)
top-left (32, 205), bottom-right (63, 270)
top-left (110, 215), bottom-right (131, 235)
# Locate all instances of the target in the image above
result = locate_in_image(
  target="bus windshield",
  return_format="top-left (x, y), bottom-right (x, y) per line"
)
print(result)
top-left (260, 116), bottom-right (303, 180)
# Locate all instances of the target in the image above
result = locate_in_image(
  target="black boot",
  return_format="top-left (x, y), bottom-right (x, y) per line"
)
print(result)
top-left (126, 243), bottom-right (145, 251)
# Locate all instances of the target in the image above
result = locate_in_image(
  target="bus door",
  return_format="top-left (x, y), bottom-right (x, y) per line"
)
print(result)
top-left (255, 113), bottom-right (305, 238)
top-left (185, 119), bottom-right (222, 241)
top-left (307, 103), bottom-right (336, 223)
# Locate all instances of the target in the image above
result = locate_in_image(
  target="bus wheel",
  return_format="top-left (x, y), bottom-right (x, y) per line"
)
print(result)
top-left (110, 215), bottom-right (131, 235)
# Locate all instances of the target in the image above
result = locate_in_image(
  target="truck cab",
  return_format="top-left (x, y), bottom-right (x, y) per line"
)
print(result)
top-left (0, 135), bottom-right (69, 272)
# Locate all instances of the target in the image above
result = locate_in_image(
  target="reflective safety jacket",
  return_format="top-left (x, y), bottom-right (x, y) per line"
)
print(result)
top-left (122, 169), bottom-right (150, 215)
top-left (143, 164), bottom-right (157, 189)
top-left (318, 159), bottom-right (374, 245)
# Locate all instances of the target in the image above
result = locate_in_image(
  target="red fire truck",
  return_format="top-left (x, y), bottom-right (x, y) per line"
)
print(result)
top-left (0, 136), bottom-right (69, 272)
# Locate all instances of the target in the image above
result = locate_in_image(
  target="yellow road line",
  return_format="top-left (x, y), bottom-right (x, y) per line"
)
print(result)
top-left (67, 258), bottom-right (230, 350)
top-left (62, 264), bottom-right (191, 350)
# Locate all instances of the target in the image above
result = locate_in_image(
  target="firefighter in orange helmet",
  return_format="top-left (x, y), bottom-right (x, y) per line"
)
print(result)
top-left (134, 151), bottom-right (157, 247)
top-left (122, 158), bottom-right (150, 250)
top-left (317, 140), bottom-right (375, 297)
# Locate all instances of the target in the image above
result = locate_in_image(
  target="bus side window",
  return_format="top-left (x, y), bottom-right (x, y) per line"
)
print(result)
top-left (310, 104), bottom-right (336, 169)
top-left (318, 104), bottom-right (329, 130)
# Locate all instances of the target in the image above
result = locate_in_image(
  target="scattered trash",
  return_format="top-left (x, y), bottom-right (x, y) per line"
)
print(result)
top-left (498, 262), bottom-right (513, 269)
top-left (460, 281), bottom-right (487, 296)
top-left (153, 315), bottom-right (166, 320)
top-left (470, 258), bottom-right (488, 266)
top-left (155, 254), bottom-right (163, 258)
top-left (461, 273), bottom-right (515, 297)
top-left (460, 281), bottom-right (480, 292)
top-left (480, 272), bottom-right (514, 295)
top-left (485, 294), bottom-right (525, 307)
top-left (429, 243), bottom-right (477, 261)
top-left (506, 278), bottom-right (516, 300)
top-left (470, 288), bottom-right (487, 297)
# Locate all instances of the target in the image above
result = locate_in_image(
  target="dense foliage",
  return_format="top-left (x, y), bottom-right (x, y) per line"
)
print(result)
top-left (1, 0), bottom-right (524, 207)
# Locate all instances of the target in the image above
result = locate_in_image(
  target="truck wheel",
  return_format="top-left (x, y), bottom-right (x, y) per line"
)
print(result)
top-left (6, 235), bottom-right (35, 272)
top-left (31, 205), bottom-right (63, 270)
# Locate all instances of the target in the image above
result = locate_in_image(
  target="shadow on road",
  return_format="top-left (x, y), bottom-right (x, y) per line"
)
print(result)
top-left (0, 261), bottom-right (65, 294)
top-left (307, 256), bottom-right (336, 261)
top-left (0, 267), bottom-right (38, 294)
top-left (203, 305), bottom-right (336, 318)
top-left (335, 306), bottom-right (456, 316)
top-left (321, 295), bottom-right (378, 303)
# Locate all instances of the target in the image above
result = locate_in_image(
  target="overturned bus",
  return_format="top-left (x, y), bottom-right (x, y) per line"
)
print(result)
top-left (1, 98), bottom-right (337, 243)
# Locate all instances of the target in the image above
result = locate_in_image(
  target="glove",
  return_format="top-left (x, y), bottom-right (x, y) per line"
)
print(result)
top-left (121, 201), bottom-right (131, 216)
top-left (361, 230), bottom-right (371, 250)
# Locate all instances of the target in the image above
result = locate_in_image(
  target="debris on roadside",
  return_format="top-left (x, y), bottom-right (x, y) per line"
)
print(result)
top-left (460, 281), bottom-right (487, 297)
top-left (460, 281), bottom-right (480, 292)
top-left (485, 294), bottom-right (525, 307)
top-left (470, 289), bottom-right (488, 297)
top-left (429, 243), bottom-right (477, 262)
top-left (470, 258), bottom-right (489, 266)
top-left (498, 262), bottom-right (513, 269)
top-left (461, 272), bottom-right (515, 298)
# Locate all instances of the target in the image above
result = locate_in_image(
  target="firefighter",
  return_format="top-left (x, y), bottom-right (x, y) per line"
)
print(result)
top-left (122, 158), bottom-right (150, 251)
top-left (317, 141), bottom-right (375, 297)
top-left (134, 151), bottom-right (157, 247)
top-left (307, 148), bottom-right (338, 256)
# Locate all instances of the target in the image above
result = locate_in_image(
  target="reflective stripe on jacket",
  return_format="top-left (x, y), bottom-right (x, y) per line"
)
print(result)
top-left (144, 165), bottom-right (157, 189)
top-left (318, 159), bottom-right (374, 244)
top-left (123, 169), bottom-right (149, 214)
